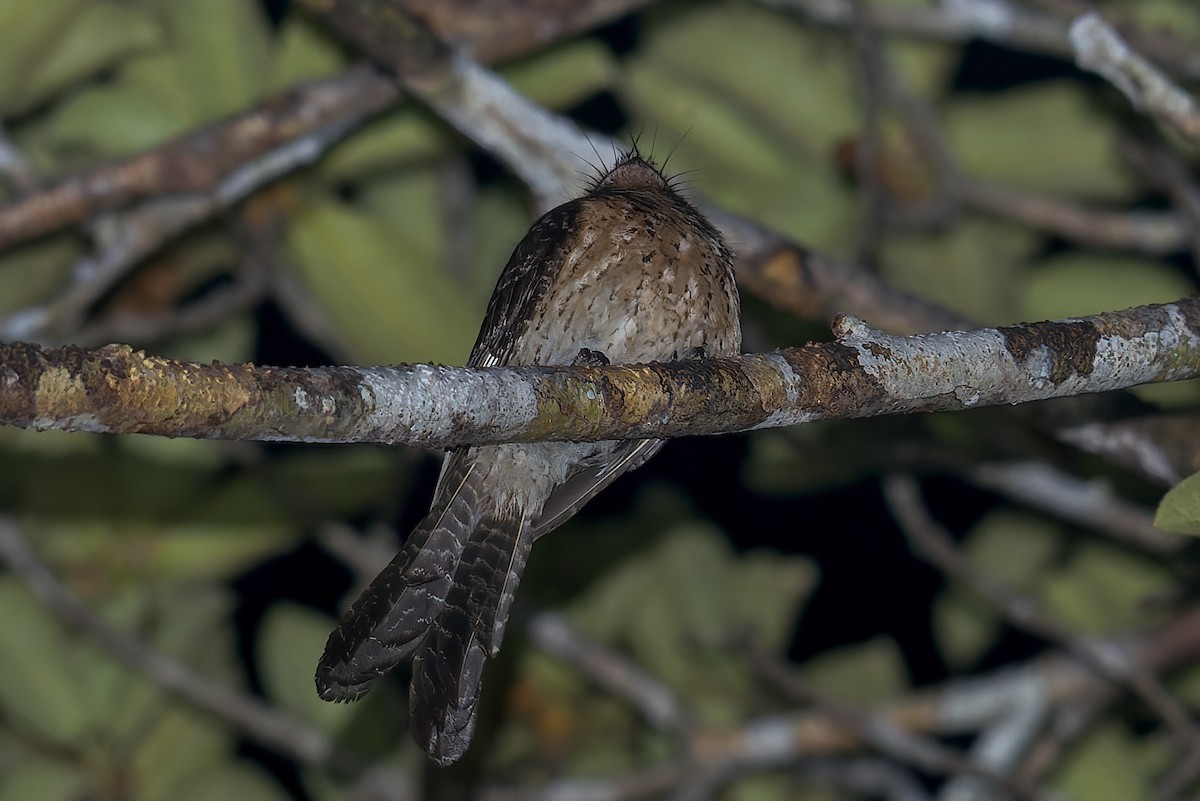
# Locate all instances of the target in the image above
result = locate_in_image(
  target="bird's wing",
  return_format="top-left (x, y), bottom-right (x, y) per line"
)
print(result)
top-left (468, 202), bottom-right (581, 369)
top-left (531, 437), bottom-right (664, 539)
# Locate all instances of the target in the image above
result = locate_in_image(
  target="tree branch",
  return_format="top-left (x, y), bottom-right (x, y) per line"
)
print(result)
top-left (883, 475), bottom-right (1200, 753)
top-left (1070, 12), bottom-right (1200, 146)
top-left (0, 66), bottom-right (399, 252)
top-left (766, 0), bottom-right (1200, 82)
top-left (1, 297), bottom-right (1197, 447)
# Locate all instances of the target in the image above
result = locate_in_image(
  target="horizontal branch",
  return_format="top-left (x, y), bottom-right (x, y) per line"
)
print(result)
top-left (1, 298), bottom-right (1197, 448)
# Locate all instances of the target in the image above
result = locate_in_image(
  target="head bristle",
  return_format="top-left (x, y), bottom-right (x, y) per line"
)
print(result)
top-left (592, 150), bottom-right (672, 193)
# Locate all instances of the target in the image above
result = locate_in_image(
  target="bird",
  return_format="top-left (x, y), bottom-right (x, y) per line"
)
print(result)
top-left (315, 149), bottom-right (741, 765)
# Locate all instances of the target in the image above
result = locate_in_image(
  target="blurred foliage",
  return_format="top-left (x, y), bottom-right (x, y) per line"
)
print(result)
top-left (0, 0), bottom-right (1198, 798)
top-left (0, 578), bottom-right (288, 801)
top-left (1156, 471), bottom-right (1200, 535)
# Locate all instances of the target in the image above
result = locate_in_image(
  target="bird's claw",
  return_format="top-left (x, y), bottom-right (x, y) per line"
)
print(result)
top-left (574, 348), bottom-right (611, 367)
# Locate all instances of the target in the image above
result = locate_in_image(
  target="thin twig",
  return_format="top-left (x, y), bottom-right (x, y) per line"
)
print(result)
top-left (966, 461), bottom-right (1180, 555)
top-left (0, 122), bottom-right (38, 193)
top-left (1056, 414), bottom-right (1200, 488)
top-left (529, 612), bottom-right (690, 732)
top-left (1, 115), bottom-right (368, 343)
top-left (764, 0), bottom-right (1200, 81)
top-left (0, 516), bottom-right (340, 769)
top-left (799, 758), bottom-right (931, 801)
top-left (1069, 13), bottom-right (1200, 146)
top-left (958, 180), bottom-right (1188, 254)
top-left (848, 0), bottom-right (888, 268)
top-left (883, 475), bottom-right (1200, 756)
top-left (747, 641), bottom-right (1050, 800)
top-left (1119, 138), bottom-right (1200, 269)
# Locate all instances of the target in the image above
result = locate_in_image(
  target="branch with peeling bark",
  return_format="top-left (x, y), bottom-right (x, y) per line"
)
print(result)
top-left (0, 3), bottom-right (1198, 794)
top-left (1, 297), bottom-right (1197, 448)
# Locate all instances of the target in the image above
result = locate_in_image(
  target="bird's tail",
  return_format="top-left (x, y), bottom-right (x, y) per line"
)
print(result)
top-left (314, 458), bottom-right (486, 703)
top-left (410, 508), bottom-right (535, 765)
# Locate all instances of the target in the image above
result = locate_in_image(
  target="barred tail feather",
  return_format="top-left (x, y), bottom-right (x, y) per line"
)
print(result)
top-left (410, 511), bottom-right (535, 764)
top-left (315, 456), bottom-right (482, 702)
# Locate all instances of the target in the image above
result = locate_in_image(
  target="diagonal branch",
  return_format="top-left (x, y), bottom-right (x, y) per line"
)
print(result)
top-left (0, 66), bottom-right (400, 252)
top-left (296, 0), bottom-right (976, 336)
top-left (0, 0), bottom-right (657, 254)
top-left (1, 298), bottom-right (1197, 448)
top-left (1070, 12), bottom-right (1200, 146)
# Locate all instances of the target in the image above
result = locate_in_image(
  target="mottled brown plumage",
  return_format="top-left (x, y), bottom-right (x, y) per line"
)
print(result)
top-left (315, 152), bottom-right (741, 764)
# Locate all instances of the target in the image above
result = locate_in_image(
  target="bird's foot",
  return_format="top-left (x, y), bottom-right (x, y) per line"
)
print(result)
top-left (574, 348), bottom-right (611, 367)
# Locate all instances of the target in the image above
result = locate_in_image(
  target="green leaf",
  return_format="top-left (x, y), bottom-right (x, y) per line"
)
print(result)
top-left (0, 236), bottom-right (79, 317)
top-left (572, 524), bottom-right (816, 725)
top-left (31, 0), bottom-right (276, 163)
top-left (257, 604), bottom-right (355, 731)
top-left (286, 182), bottom-right (478, 365)
top-left (107, 588), bottom-right (247, 801)
top-left (470, 182), bottom-right (538, 306)
top-left (634, 4), bottom-right (859, 154)
top-left (266, 17), bottom-right (346, 93)
top-left (91, 587), bottom-right (241, 756)
top-left (161, 314), bottom-right (256, 368)
top-left (621, 3), bottom-right (860, 252)
top-left (802, 638), bottom-right (906, 705)
top-left (270, 448), bottom-right (394, 519)
top-left (1042, 543), bottom-right (1171, 635)
top-left (968, 509), bottom-right (1061, 589)
top-left (146, 521), bottom-right (295, 582)
top-left (1129, 378), bottom-right (1200, 410)
top-left (883, 215), bottom-right (1039, 325)
top-left (502, 39), bottom-right (616, 109)
top-left (22, 441), bottom-right (293, 583)
top-left (1098, 0), bottom-right (1200, 42)
top-left (0, 578), bottom-right (89, 743)
top-left (133, 704), bottom-right (234, 801)
top-left (1053, 723), bottom-right (1150, 801)
top-left (1154, 471), bottom-right (1200, 536)
top-left (34, 82), bottom-right (191, 161)
top-left (0, 0), bottom-right (90, 114)
top-left (886, 38), bottom-right (958, 100)
top-left (729, 551), bottom-right (818, 652)
top-left (174, 766), bottom-right (291, 801)
top-left (727, 775), bottom-right (794, 801)
top-left (1021, 253), bottom-right (1194, 322)
top-left (11, 2), bottom-right (159, 115)
top-left (124, 0), bottom-right (272, 122)
top-left (945, 81), bottom-right (1133, 198)
top-left (933, 509), bottom-right (1060, 667)
top-left (0, 755), bottom-right (86, 801)
top-left (318, 107), bottom-right (454, 181)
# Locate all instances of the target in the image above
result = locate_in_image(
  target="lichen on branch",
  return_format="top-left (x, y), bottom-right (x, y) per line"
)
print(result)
top-left (2, 297), bottom-right (1197, 449)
